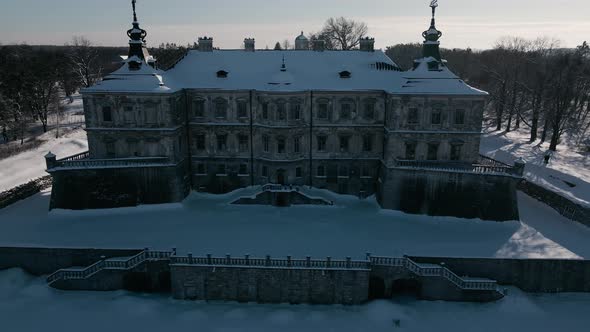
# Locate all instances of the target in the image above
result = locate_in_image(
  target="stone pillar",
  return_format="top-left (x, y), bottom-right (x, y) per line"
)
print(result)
top-left (513, 158), bottom-right (526, 177)
top-left (244, 38), bottom-right (255, 52)
top-left (45, 151), bottom-right (57, 170)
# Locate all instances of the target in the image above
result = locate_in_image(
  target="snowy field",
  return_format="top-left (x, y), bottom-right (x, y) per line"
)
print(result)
top-left (0, 96), bottom-right (88, 192)
top-left (481, 127), bottom-right (590, 208)
top-left (2, 268), bottom-right (589, 332)
top-left (0, 187), bottom-right (588, 260)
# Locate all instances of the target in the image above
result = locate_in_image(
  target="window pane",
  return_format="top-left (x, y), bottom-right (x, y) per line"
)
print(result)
top-left (238, 102), bottom-right (248, 118)
top-left (277, 138), bottom-right (286, 154)
top-left (363, 135), bottom-right (373, 152)
top-left (318, 104), bottom-right (328, 119)
top-left (408, 108), bottom-right (419, 124)
top-left (364, 103), bottom-right (375, 120)
top-left (339, 136), bottom-right (350, 152)
top-left (103, 106), bottom-right (112, 122)
top-left (194, 100), bottom-right (205, 118)
top-left (318, 136), bottom-right (327, 151)
top-left (431, 109), bottom-right (442, 125)
top-left (405, 142), bottom-right (416, 160)
top-left (428, 143), bottom-right (439, 160)
top-left (455, 109), bottom-right (466, 125)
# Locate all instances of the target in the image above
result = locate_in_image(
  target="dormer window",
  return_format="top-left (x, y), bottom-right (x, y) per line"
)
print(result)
top-left (216, 70), bottom-right (228, 78)
top-left (339, 71), bottom-right (351, 79)
top-left (427, 61), bottom-right (440, 71)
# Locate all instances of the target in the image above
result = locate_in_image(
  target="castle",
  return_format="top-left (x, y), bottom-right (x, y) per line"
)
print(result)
top-left (45, 1), bottom-right (524, 220)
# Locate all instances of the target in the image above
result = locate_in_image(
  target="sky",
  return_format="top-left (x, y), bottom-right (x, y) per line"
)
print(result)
top-left (1, 0), bottom-right (589, 50)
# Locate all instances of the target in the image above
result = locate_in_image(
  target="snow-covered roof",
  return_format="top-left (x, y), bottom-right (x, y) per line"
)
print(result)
top-left (84, 50), bottom-right (487, 96)
top-left (83, 62), bottom-right (174, 94)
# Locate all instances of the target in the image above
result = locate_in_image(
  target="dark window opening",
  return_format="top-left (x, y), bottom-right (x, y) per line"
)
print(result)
top-left (427, 143), bottom-right (439, 161)
top-left (216, 70), bottom-right (228, 78)
top-left (238, 135), bottom-right (249, 152)
top-left (408, 108), bottom-right (419, 125)
top-left (294, 137), bottom-right (301, 153)
top-left (317, 165), bottom-right (326, 177)
top-left (364, 103), bottom-right (375, 120)
top-left (277, 138), bottom-right (286, 154)
top-left (339, 70), bottom-right (351, 79)
top-left (215, 100), bottom-right (227, 119)
top-left (196, 134), bottom-right (206, 150)
top-left (239, 164), bottom-right (248, 175)
top-left (103, 106), bottom-right (112, 122)
top-left (276, 103), bottom-right (286, 121)
top-left (339, 136), bottom-right (350, 152)
top-left (262, 103), bottom-right (269, 120)
top-left (194, 100), bottom-right (205, 118)
top-left (318, 103), bottom-right (329, 120)
top-left (340, 103), bottom-right (352, 120)
top-left (217, 134), bottom-right (227, 151)
top-left (237, 102), bottom-right (248, 118)
top-left (217, 164), bottom-right (226, 175)
top-left (197, 164), bottom-right (206, 174)
top-left (431, 109), bottom-right (442, 125)
top-left (451, 144), bottom-right (463, 161)
top-left (405, 142), bottom-right (417, 160)
top-left (295, 167), bottom-right (302, 178)
top-left (263, 136), bottom-right (270, 152)
top-left (262, 166), bottom-right (269, 177)
top-left (455, 109), bottom-right (466, 125)
top-left (363, 135), bottom-right (373, 152)
top-left (339, 165), bottom-right (349, 177)
top-left (290, 104), bottom-right (301, 120)
top-left (317, 136), bottom-right (327, 152)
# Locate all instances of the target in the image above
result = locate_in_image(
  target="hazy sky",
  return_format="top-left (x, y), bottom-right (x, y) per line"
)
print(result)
top-left (1, 0), bottom-right (589, 50)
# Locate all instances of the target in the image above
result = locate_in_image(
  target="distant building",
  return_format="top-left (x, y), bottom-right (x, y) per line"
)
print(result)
top-left (45, 1), bottom-right (524, 220)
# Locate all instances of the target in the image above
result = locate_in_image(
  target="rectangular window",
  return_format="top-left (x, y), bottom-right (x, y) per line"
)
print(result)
top-left (196, 164), bottom-right (207, 175)
top-left (215, 101), bottom-right (227, 119)
top-left (128, 140), bottom-right (139, 157)
top-left (216, 134), bottom-right (227, 151)
top-left (262, 166), bottom-right (269, 177)
top-left (431, 109), bottom-right (442, 125)
top-left (361, 166), bottom-right (371, 178)
top-left (237, 102), bottom-right (248, 118)
top-left (217, 164), bottom-right (226, 175)
top-left (450, 144), bottom-right (463, 161)
top-left (295, 167), bottom-right (302, 178)
top-left (340, 103), bottom-right (351, 120)
top-left (124, 106), bottom-right (134, 124)
top-left (102, 106), bottom-right (112, 122)
top-left (263, 136), bottom-right (270, 152)
top-left (317, 136), bottom-right (327, 152)
top-left (339, 165), bottom-right (349, 177)
top-left (277, 103), bottom-right (286, 120)
top-left (318, 103), bottom-right (329, 120)
top-left (239, 135), bottom-right (249, 152)
top-left (455, 109), bottom-right (466, 125)
top-left (317, 165), bottom-right (326, 177)
top-left (239, 164), bottom-right (248, 175)
top-left (290, 104), bottom-right (301, 120)
top-left (262, 103), bottom-right (269, 120)
top-left (339, 136), bottom-right (350, 152)
top-left (408, 108), bottom-right (419, 124)
top-left (105, 141), bottom-right (115, 157)
top-left (364, 103), bottom-right (375, 120)
top-left (194, 100), bottom-right (205, 118)
top-left (428, 143), bottom-right (439, 160)
top-left (294, 137), bottom-right (301, 154)
top-left (196, 134), bottom-right (206, 150)
top-left (363, 135), bottom-right (373, 152)
top-left (277, 138), bottom-right (286, 154)
top-left (405, 142), bottom-right (417, 160)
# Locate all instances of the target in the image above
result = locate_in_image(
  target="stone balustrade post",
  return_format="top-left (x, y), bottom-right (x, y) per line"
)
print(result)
top-left (287, 255), bottom-right (292, 267)
top-left (245, 254), bottom-right (250, 266)
top-left (172, 248), bottom-right (177, 256)
top-left (306, 256), bottom-right (311, 267)
top-left (346, 257), bottom-right (351, 269)
top-left (207, 254), bottom-right (212, 265)
top-left (326, 256), bottom-right (331, 268)
top-left (266, 255), bottom-right (271, 267)
top-left (226, 254), bottom-right (231, 265)
top-left (45, 151), bottom-right (57, 170)
top-left (188, 253), bottom-right (193, 264)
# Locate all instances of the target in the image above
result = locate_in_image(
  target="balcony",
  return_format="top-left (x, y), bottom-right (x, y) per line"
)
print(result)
top-left (46, 151), bottom-right (173, 171)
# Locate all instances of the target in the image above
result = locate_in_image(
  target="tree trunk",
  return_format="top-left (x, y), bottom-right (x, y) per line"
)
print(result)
top-left (540, 117), bottom-right (549, 143)
top-left (530, 96), bottom-right (539, 142)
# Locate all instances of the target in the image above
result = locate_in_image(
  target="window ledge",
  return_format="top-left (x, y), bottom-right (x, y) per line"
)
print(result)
top-left (216, 174), bottom-right (228, 177)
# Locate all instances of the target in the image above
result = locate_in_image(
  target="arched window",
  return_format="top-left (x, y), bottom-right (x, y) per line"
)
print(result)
top-left (276, 100), bottom-right (287, 121)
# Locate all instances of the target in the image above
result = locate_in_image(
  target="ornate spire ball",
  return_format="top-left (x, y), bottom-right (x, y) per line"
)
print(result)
top-left (422, 0), bottom-right (443, 61)
top-left (126, 0), bottom-right (151, 70)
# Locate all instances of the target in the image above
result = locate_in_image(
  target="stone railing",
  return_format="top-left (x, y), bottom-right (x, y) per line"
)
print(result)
top-left (46, 250), bottom-right (172, 284)
top-left (261, 184), bottom-right (300, 193)
top-left (46, 151), bottom-right (172, 171)
top-left (171, 254), bottom-right (371, 270)
top-left (393, 158), bottom-right (521, 177)
top-left (370, 255), bottom-right (499, 291)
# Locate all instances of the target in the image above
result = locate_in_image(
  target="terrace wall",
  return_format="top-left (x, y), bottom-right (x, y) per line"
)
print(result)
top-left (0, 176), bottom-right (52, 210)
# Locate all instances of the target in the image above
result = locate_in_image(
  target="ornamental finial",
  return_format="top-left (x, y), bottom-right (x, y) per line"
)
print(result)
top-left (430, 0), bottom-right (438, 17)
top-left (132, 0), bottom-right (138, 22)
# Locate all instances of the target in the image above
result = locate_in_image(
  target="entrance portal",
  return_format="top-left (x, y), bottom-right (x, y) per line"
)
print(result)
top-left (276, 169), bottom-right (286, 185)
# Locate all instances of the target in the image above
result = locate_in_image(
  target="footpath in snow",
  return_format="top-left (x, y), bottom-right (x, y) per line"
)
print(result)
top-left (0, 187), bottom-right (588, 260)
top-left (481, 127), bottom-right (590, 208)
top-left (1, 268), bottom-right (589, 332)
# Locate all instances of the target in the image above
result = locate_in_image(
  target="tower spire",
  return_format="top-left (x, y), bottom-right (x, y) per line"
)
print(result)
top-left (422, 0), bottom-right (443, 61)
top-left (126, 0), bottom-right (151, 70)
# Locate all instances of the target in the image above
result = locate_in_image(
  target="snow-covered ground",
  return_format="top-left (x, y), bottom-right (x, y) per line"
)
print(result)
top-left (0, 129), bottom-right (88, 191)
top-left (0, 187), bottom-right (588, 260)
top-left (0, 95), bottom-right (88, 192)
top-left (1, 268), bottom-right (589, 332)
top-left (481, 127), bottom-right (590, 208)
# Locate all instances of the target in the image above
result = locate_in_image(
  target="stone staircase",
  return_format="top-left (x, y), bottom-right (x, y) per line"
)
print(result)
top-left (231, 184), bottom-right (333, 207)
top-left (46, 250), bottom-right (172, 286)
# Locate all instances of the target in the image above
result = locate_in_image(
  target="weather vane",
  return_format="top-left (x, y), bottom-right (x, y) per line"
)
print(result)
top-left (430, 0), bottom-right (438, 8)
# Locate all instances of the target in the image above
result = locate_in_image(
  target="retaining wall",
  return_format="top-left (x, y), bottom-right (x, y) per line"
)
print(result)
top-left (410, 256), bottom-right (590, 293)
top-left (171, 264), bottom-right (370, 305)
top-left (518, 180), bottom-right (590, 227)
top-left (0, 247), bottom-right (142, 275)
top-left (0, 176), bottom-right (52, 209)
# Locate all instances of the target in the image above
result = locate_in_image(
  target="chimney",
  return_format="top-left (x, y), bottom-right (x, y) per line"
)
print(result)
top-left (312, 39), bottom-right (326, 52)
top-left (198, 37), bottom-right (213, 52)
top-left (360, 37), bottom-right (375, 52)
top-left (244, 38), bottom-right (255, 52)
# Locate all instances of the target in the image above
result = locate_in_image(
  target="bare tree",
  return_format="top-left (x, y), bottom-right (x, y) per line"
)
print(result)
top-left (320, 17), bottom-right (368, 50)
top-left (67, 36), bottom-right (103, 89)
